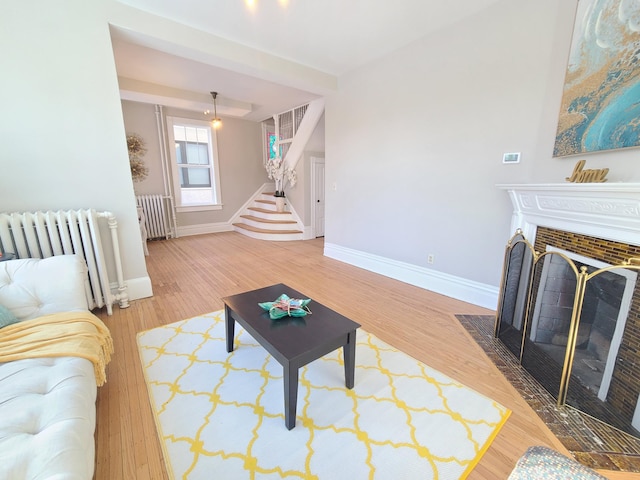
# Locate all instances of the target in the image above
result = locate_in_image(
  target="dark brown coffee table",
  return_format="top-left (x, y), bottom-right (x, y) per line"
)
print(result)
top-left (222, 284), bottom-right (360, 430)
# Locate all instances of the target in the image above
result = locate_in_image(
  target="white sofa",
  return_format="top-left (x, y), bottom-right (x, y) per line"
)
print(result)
top-left (0, 255), bottom-right (107, 480)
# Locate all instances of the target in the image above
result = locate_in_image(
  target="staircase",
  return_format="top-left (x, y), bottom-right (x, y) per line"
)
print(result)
top-left (233, 98), bottom-right (325, 242)
top-left (232, 192), bottom-right (304, 241)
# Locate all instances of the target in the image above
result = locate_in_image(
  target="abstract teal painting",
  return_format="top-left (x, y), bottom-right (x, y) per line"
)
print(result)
top-left (554, 0), bottom-right (640, 157)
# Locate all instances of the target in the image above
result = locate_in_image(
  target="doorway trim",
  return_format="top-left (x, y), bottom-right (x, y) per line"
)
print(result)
top-left (310, 156), bottom-right (325, 238)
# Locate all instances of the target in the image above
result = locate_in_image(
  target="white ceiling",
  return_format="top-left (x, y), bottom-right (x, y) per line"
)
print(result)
top-left (112, 0), bottom-right (504, 121)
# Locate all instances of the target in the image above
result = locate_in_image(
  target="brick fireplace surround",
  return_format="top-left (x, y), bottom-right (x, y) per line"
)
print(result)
top-left (487, 183), bottom-right (640, 471)
top-left (533, 227), bottom-right (640, 423)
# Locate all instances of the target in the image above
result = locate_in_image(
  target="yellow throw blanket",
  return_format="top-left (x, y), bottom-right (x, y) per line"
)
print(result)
top-left (0, 311), bottom-right (114, 386)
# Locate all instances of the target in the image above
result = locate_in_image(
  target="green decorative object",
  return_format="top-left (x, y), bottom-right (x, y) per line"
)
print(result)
top-left (258, 294), bottom-right (312, 320)
top-left (0, 304), bottom-right (19, 328)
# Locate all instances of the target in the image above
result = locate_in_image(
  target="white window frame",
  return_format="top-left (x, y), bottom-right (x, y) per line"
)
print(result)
top-left (166, 116), bottom-right (222, 212)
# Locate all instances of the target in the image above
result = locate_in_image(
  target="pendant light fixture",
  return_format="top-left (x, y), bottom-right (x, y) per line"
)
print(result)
top-left (210, 91), bottom-right (222, 129)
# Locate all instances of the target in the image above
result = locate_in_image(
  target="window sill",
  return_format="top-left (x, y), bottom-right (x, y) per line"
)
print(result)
top-left (177, 204), bottom-right (223, 213)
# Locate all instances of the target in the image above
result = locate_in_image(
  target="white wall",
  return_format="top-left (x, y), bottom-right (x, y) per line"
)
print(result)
top-left (324, 0), bottom-right (640, 308)
top-left (122, 101), bottom-right (266, 233)
top-left (285, 114), bottom-right (325, 227)
top-left (6, 0), bottom-right (638, 311)
top-left (121, 101), bottom-right (165, 196)
top-left (0, 0), bottom-right (151, 299)
top-left (305, 114), bottom-right (326, 152)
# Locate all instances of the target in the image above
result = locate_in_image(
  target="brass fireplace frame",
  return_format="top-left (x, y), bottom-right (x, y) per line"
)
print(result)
top-left (494, 230), bottom-right (640, 431)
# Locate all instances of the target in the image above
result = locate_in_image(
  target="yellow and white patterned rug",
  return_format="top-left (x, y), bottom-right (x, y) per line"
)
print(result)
top-left (137, 310), bottom-right (510, 480)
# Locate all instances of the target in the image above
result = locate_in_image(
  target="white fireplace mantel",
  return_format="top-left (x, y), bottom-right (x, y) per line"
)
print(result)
top-left (497, 183), bottom-right (640, 246)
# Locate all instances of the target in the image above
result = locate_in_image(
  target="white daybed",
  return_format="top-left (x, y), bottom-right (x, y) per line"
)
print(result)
top-left (0, 255), bottom-right (113, 480)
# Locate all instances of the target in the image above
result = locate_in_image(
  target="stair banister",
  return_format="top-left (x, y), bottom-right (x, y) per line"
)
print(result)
top-left (276, 98), bottom-right (325, 173)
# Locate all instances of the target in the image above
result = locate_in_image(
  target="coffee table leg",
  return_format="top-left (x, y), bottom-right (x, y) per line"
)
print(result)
top-left (225, 305), bottom-right (235, 353)
top-left (283, 362), bottom-right (298, 430)
top-left (344, 330), bottom-right (357, 389)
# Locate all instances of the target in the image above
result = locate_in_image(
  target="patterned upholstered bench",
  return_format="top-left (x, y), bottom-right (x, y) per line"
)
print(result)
top-left (509, 446), bottom-right (608, 479)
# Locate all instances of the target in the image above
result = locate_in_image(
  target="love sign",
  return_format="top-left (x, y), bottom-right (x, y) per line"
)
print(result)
top-left (565, 159), bottom-right (609, 183)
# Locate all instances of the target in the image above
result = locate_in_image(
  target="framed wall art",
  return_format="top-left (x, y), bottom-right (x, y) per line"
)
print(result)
top-left (554, 0), bottom-right (640, 157)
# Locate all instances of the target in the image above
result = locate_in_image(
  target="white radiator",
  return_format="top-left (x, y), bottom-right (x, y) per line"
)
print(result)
top-left (0, 209), bottom-right (128, 315)
top-left (136, 194), bottom-right (170, 240)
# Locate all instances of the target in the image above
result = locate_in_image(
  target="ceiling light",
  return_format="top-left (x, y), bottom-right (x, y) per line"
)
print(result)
top-left (245, 0), bottom-right (288, 11)
top-left (210, 91), bottom-right (222, 130)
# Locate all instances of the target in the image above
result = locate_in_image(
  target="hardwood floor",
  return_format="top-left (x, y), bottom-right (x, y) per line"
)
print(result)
top-left (94, 232), bottom-right (639, 479)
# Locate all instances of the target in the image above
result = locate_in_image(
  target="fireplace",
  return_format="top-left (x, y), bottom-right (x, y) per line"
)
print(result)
top-left (533, 247), bottom-right (636, 400)
top-left (496, 183), bottom-right (640, 437)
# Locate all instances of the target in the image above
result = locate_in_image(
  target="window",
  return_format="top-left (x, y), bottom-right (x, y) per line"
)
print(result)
top-left (268, 132), bottom-right (278, 160)
top-left (262, 122), bottom-right (288, 163)
top-left (262, 103), bottom-right (309, 164)
top-left (166, 116), bottom-right (222, 211)
top-left (262, 122), bottom-right (279, 165)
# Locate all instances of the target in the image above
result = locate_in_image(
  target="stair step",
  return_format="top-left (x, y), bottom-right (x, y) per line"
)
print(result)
top-left (248, 207), bottom-right (291, 215)
top-left (233, 223), bottom-right (303, 235)
top-left (240, 215), bottom-right (296, 225)
top-left (256, 199), bottom-right (275, 205)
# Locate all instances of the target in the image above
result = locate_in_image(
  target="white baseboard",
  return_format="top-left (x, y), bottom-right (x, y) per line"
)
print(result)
top-left (302, 226), bottom-right (315, 240)
top-left (177, 222), bottom-right (234, 237)
top-left (111, 275), bottom-right (153, 303)
top-left (323, 242), bottom-right (499, 310)
top-left (127, 275), bottom-right (153, 300)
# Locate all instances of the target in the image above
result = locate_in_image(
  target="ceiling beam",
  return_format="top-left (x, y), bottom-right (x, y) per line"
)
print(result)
top-left (108, 2), bottom-right (338, 97)
top-left (118, 77), bottom-right (254, 117)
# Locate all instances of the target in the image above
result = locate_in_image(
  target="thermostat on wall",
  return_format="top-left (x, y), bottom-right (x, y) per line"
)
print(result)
top-left (503, 152), bottom-right (521, 164)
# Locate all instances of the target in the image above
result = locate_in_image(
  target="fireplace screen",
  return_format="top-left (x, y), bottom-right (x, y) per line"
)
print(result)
top-left (495, 230), bottom-right (640, 438)
top-left (494, 231), bottom-right (533, 359)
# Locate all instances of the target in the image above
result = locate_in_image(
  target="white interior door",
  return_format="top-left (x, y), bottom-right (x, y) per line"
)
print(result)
top-left (310, 157), bottom-right (325, 238)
